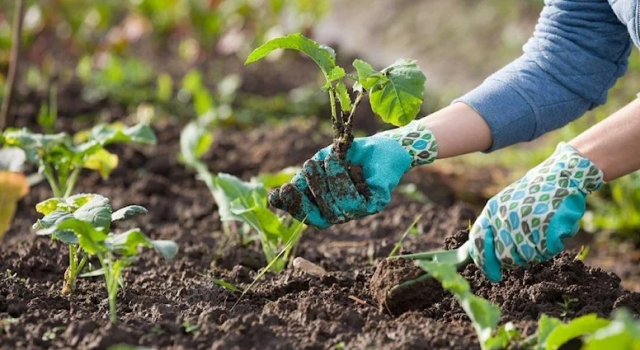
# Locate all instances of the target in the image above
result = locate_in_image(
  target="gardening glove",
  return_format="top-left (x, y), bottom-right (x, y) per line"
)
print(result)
top-left (468, 143), bottom-right (604, 282)
top-left (269, 121), bottom-right (438, 229)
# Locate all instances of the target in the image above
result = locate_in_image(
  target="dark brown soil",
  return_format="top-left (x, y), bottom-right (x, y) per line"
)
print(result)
top-left (2, 118), bottom-right (640, 350)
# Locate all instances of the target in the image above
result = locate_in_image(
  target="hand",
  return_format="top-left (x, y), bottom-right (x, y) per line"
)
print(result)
top-left (269, 121), bottom-right (438, 229)
top-left (468, 143), bottom-right (605, 282)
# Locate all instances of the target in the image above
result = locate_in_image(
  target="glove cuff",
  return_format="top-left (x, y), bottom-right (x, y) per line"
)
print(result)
top-left (377, 121), bottom-right (438, 167)
top-left (539, 142), bottom-right (605, 194)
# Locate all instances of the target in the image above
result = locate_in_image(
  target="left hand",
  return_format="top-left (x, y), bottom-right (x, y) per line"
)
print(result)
top-left (468, 143), bottom-right (605, 282)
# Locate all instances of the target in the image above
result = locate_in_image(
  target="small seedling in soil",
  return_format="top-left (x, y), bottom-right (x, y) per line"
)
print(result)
top-left (182, 322), bottom-right (198, 334)
top-left (245, 33), bottom-right (426, 194)
top-left (180, 122), bottom-right (305, 272)
top-left (2, 123), bottom-right (156, 295)
top-left (36, 194), bottom-right (177, 322)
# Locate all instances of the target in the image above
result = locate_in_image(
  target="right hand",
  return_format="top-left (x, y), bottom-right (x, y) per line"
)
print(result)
top-left (269, 121), bottom-right (438, 229)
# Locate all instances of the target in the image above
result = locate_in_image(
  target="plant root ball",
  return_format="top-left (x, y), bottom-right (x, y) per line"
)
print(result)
top-left (369, 257), bottom-right (447, 316)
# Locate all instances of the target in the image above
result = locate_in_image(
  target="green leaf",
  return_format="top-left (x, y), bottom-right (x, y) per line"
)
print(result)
top-left (536, 314), bottom-right (562, 350)
top-left (212, 277), bottom-right (241, 292)
top-left (36, 198), bottom-right (64, 215)
top-left (327, 66), bottom-right (346, 82)
top-left (417, 261), bottom-right (501, 345)
top-left (352, 59), bottom-right (382, 90)
top-left (53, 218), bottom-right (108, 255)
top-left (211, 173), bottom-right (267, 223)
top-left (111, 205), bottom-right (148, 222)
top-left (73, 195), bottom-right (112, 230)
top-left (83, 149), bottom-right (118, 179)
top-left (582, 309), bottom-right (640, 350)
top-left (34, 210), bottom-right (73, 231)
top-left (369, 59), bottom-right (426, 126)
top-left (254, 167), bottom-right (298, 190)
top-left (335, 82), bottom-right (352, 113)
top-left (180, 122), bottom-right (214, 165)
top-left (105, 228), bottom-right (178, 260)
top-left (245, 33), bottom-right (337, 79)
top-left (87, 123), bottom-right (157, 146)
top-left (79, 267), bottom-right (106, 278)
top-left (67, 193), bottom-right (96, 207)
top-left (2, 128), bottom-right (68, 163)
top-left (545, 314), bottom-right (611, 350)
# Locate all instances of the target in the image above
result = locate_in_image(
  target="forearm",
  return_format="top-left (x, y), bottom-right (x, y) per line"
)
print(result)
top-left (570, 99), bottom-right (640, 182)
top-left (416, 103), bottom-right (492, 158)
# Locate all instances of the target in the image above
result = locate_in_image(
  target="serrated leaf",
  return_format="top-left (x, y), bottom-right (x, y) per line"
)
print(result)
top-left (73, 195), bottom-right (112, 230)
top-left (111, 205), bottom-right (148, 222)
top-left (545, 314), bottom-right (611, 350)
top-left (245, 33), bottom-right (337, 79)
top-left (352, 59), bottom-right (382, 90)
top-left (369, 59), bottom-right (426, 126)
top-left (327, 66), bottom-right (346, 82)
top-left (335, 82), bottom-right (352, 113)
top-left (83, 149), bottom-right (118, 179)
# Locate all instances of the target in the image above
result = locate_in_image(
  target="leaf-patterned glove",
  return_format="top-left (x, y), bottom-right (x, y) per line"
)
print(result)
top-left (269, 121), bottom-right (438, 229)
top-left (468, 143), bottom-right (604, 282)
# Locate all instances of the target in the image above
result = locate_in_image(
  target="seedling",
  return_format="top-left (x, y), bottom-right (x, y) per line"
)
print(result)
top-left (180, 121), bottom-right (305, 272)
top-left (245, 33), bottom-right (426, 176)
top-left (1, 122), bottom-right (156, 198)
top-left (2, 123), bottom-right (156, 295)
top-left (35, 194), bottom-right (177, 323)
top-left (388, 214), bottom-right (422, 258)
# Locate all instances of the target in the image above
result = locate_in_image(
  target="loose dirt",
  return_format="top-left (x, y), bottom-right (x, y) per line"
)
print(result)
top-left (2, 117), bottom-right (640, 350)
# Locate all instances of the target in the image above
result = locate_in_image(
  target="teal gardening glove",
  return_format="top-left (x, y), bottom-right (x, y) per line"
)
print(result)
top-left (269, 121), bottom-right (439, 229)
top-left (468, 143), bottom-right (605, 282)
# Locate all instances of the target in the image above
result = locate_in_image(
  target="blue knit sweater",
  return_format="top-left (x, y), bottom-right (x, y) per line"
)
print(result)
top-left (455, 0), bottom-right (637, 151)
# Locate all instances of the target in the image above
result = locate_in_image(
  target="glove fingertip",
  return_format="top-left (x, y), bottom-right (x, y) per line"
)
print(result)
top-left (268, 188), bottom-right (285, 210)
top-left (483, 228), bottom-right (503, 283)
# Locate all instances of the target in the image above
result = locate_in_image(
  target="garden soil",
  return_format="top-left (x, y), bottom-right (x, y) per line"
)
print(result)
top-left (3, 117), bottom-right (640, 350)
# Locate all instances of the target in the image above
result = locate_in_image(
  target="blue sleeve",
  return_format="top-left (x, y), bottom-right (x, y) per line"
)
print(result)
top-left (454, 0), bottom-right (632, 152)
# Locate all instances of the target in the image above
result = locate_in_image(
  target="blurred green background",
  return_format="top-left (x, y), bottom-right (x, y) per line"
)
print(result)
top-left (1, 0), bottom-right (639, 242)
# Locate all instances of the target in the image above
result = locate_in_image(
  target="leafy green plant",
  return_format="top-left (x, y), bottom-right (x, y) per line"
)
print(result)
top-left (1, 123), bottom-right (156, 294)
top-left (245, 32), bottom-right (426, 160)
top-left (416, 260), bottom-right (501, 349)
top-left (180, 121), bottom-right (305, 272)
top-left (37, 194), bottom-right (177, 322)
top-left (1, 122), bottom-right (156, 198)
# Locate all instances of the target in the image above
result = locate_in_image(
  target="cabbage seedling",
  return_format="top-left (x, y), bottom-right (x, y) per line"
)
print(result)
top-left (37, 194), bottom-right (177, 322)
top-left (1, 122), bottom-right (156, 198)
top-left (245, 33), bottom-right (426, 160)
top-left (2, 123), bottom-right (155, 295)
top-left (180, 122), bottom-right (304, 271)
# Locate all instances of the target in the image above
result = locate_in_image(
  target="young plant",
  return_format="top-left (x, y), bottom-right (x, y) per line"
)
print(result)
top-left (1, 122), bottom-right (156, 198)
top-left (36, 194), bottom-right (177, 322)
top-left (180, 122), bottom-right (304, 271)
top-left (1, 123), bottom-right (156, 294)
top-left (245, 32), bottom-right (426, 162)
